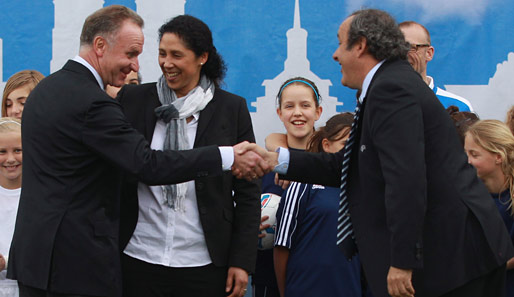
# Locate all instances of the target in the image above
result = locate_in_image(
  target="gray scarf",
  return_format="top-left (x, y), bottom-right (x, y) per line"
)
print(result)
top-left (155, 75), bottom-right (215, 210)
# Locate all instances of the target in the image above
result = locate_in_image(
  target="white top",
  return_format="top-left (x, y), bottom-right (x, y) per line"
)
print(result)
top-left (124, 113), bottom-right (212, 267)
top-left (0, 186), bottom-right (21, 280)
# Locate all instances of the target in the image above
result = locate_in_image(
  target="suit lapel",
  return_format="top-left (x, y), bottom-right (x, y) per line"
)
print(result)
top-left (194, 88), bottom-right (219, 148)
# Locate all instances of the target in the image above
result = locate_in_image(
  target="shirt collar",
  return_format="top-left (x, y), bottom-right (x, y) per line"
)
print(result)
top-left (427, 75), bottom-right (435, 90)
top-left (72, 55), bottom-right (105, 90)
top-left (358, 60), bottom-right (385, 103)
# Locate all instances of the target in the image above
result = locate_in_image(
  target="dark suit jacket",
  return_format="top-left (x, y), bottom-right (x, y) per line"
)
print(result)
top-left (117, 83), bottom-right (261, 273)
top-left (283, 59), bottom-right (513, 297)
top-left (7, 60), bottom-right (223, 297)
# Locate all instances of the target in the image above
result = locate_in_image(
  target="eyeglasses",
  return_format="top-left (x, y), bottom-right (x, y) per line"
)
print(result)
top-left (409, 43), bottom-right (430, 52)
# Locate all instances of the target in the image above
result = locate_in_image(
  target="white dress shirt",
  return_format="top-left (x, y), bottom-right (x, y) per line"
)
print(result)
top-left (124, 113), bottom-right (213, 267)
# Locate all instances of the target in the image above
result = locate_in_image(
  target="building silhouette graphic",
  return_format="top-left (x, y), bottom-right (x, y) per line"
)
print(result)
top-left (250, 0), bottom-right (341, 146)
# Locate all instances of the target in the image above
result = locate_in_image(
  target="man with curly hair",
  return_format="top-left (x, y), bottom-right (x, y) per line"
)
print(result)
top-left (258, 8), bottom-right (513, 297)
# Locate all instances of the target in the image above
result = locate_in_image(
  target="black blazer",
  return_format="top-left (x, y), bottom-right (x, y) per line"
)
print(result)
top-left (7, 61), bottom-right (223, 297)
top-left (283, 59), bottom-right (513, 297)
top-left (117, 83), bottom-right (261, 273)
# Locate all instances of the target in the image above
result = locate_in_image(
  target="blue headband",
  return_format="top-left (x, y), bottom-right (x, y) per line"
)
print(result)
top-left (277, 79), bottom-right (320, 103)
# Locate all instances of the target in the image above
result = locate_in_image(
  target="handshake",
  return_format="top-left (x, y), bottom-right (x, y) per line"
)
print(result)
top-left (231, 141), bottom-right (279, 180)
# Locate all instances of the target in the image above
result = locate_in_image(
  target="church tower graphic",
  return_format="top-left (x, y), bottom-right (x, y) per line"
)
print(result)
top-left (51, 0), bottom-right (104, 73)
top-left (250, 0), bottom-right (342, 146)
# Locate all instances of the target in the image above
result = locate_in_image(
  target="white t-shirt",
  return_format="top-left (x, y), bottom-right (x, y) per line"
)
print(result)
top-left (0, 185), bottom-right (21, 280)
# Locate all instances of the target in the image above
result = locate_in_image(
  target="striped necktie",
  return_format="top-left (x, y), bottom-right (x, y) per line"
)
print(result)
top-left (337, 99), bottom-right (362, 259)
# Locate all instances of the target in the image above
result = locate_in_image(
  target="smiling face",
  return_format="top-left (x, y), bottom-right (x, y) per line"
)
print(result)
top-left (5, 84), bottom-right (32, 119)
top-left (98, 20), bottom-right (144, 88)
top-left (0, 131), bottom-right (22, 189)
top-left (332, 17), bottom-right (365, 90)
top-left (277, 84), bottom-right (321, 149)
top-left (158, 32), bottom-right (208, 98)
top-left (464, 133), bottom-right (503, 182)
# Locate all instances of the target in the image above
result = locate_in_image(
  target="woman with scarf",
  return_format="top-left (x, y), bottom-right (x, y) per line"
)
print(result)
top-left (117, 15), bottom-right (261, 297)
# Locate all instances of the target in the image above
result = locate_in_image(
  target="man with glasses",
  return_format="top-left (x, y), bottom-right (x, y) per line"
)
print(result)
top-left (399, 21), bottom-right (474, 112)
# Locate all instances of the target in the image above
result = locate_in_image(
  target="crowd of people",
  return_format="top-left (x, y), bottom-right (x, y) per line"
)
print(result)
top-left (0, 4), bottom-right (513, 297)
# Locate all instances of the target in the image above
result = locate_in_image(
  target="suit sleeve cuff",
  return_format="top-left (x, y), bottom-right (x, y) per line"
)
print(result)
top-left (219, 146), bottom-right (234, 171)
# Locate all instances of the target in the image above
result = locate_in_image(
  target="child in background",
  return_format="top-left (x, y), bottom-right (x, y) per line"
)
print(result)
top-left (0, 117), bottom-right (22, 297)
top-left (2, 70), bottom-right (44, 119)
top-left (464, 120), bottom-right (514, 296)
top-left (253, 77), bottom-right (322, 297)
top-left (273, 113), bottom-right (364, 297)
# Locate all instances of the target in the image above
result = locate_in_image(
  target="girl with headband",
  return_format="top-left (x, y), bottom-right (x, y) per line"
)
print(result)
top-left (274, 112), bottom-right (364, 297)
top-left (0, 117), bottom-right (22, 297)
top-left (253, 77), bottom-right (322, 297)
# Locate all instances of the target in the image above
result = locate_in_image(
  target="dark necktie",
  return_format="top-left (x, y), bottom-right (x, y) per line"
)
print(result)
top-left (337, 99), bottom-right (362, 259)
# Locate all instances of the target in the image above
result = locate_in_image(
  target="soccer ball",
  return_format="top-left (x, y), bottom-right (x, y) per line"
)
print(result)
top-left (258, 193), bottom-right (282, 250)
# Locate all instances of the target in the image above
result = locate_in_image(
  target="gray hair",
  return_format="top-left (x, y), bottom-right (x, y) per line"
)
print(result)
top-left (347, 9), bottom-right (409, 61)
top-left (80, 5), bottom-right (144, 46)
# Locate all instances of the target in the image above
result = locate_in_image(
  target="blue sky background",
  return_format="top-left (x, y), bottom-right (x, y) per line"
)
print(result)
top-left (0, 0), bottom-right (512, 112)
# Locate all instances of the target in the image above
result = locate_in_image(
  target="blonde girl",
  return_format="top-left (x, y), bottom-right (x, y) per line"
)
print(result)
top-left (0, 117), bottom-right (22, 297)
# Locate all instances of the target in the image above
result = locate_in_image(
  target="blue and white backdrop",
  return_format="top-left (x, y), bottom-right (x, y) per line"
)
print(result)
top-left (1, 0), bottom-right (513, 145)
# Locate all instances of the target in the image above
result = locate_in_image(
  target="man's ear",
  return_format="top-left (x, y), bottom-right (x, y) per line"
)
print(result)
top-left (93, 36), bottom-right (108, 57)
top-left (355, 36), bottom-right (368, 57)
top-left (425, 46), bottom-right (434, 63)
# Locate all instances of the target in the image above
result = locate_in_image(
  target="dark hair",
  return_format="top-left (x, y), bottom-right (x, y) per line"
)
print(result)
top-left (398, 21), bottom-right (431, 44)
top-left (307, 112), bottom-right (354, 153)
top-left (348, 9), bottom-right (409, 61)
top-left (276, 77), bottom-right (321, 108)
top-left (447, 105), bottom-right (480, 145)
top-left (80, 5), bottom-right (144, 46)
top-left (158, 15), bottom-right (226, 87)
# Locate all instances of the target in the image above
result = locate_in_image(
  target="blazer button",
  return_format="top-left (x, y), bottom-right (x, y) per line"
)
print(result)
top-left (196, 182), bottom-right (204, 191)
top-left (199, 206), bottom-right (207, 214)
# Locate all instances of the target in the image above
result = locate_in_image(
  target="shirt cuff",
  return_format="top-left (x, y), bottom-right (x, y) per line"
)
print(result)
top-left (219, 146), bottom-right (234, 171)
top-left (273, 147), bottom-right (289, 174)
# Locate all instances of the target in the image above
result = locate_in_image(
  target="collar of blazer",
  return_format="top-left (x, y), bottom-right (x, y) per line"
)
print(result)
top-left (64, 60), bottom-right (101, 87)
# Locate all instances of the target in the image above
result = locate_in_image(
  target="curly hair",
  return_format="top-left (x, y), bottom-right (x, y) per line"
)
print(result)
top-left (348, 9), bottom-right (409, 61)
top-left (159, 15), bottom-right (226, 87)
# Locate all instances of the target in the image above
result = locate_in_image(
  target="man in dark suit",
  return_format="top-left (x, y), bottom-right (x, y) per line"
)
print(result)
top-left (7, 5), bottom-right (266, 297)
top-left (244, 8), bottom-right (513, 297)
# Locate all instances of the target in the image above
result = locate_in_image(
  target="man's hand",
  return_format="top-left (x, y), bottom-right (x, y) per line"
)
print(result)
top-left (226, 267), bottom-right (249, 297)
top-left (0, 254), bottom-right (6, 271)
top-left (259, 215), bottom-right (271, 238)
top-left (387, 266), bottom-right (414, 297)
top-left (274, 173), bottom-right (290, 190)
top-left (232, 142), bottom-right (278, 180)
top-left (406, 50), bottom-right (423, 75)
